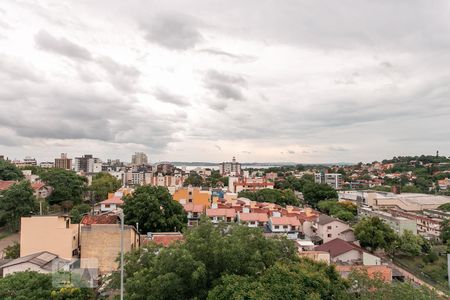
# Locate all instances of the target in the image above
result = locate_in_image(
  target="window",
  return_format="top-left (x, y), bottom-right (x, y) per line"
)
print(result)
top-left (327, 226), bottom-right (332, 230)
top-left (327, 234), bottom-right (332, 238)
top-left (274, 225), bottom-right (279, 229)
top-left (283, 225), bottom-right (288, 229)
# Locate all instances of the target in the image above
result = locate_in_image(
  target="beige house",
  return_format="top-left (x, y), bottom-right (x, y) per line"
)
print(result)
top-left (1, 251), bottom-right (69, 277)
top-left (20, 216), bottom-right (79, 260)
top-left (303, 214), bottom-right (354, 244)
top-left (80, 215), bottom-right (140, 274)
top-left (315, 238), bottom-right (381, 265)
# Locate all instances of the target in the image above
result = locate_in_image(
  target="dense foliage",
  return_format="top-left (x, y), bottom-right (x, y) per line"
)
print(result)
top-left (120, 220), bottom-right (346, 300)
top-left (238, 188), bottom-right (300, 206)
top-left (274, 174), bottom-right (314, 191)
top-left (69, 203), bottom-right (92, 223)
top-left (123, 185), bottom-right (187, 233)
top-left (302, 182), bottom-right (338, 207)
top-left (89, 172), bottom-right (122, 202)
top-left (0, 160), bottom-right (24, 180)
top-left (39, 169), bottom-right (86, 205)
top-left (0, 271), bottom-right (94, 300)
top-left (318, 200), bottom-right (357, 222)
top-left (0, 181), bottom-right (36, 231)
top-left (3, 242), bottom-right (20, 259)
top-left (354, 217), bottom-right (397, 252)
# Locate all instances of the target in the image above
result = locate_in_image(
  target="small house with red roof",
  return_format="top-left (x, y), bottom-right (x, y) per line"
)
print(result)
top-left (31, 181), bottom-right (52, 199)
top-left (268, 216), bottom-right (301, 233)
top-left (183, 203), bottom-right (205, 226)
top-left (314, 238), bottom-right (381, 266)
top-left (99, 196), bottom-right (124, 212)
top-left (237, 212), bottom-right (269, 228)
top-left (206, 208), bottom-right (237, 223)
top-left (0, 180), bottom-right (16, 191)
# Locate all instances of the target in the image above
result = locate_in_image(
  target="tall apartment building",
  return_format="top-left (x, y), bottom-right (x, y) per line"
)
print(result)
top-left (131, 152), bottom-right (148, 165)
top-left (219, 157), bottom-right (242, 176)
top-left (54, 153), bottom-right (72, 170)
top-left (315, 172), bottom-right (342, 189)
top-left (73, 154), bottom-right (102, 173)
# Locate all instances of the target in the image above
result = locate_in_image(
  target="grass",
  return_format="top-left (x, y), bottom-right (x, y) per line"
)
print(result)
top-left (394, 245), bottom-right (449, 294)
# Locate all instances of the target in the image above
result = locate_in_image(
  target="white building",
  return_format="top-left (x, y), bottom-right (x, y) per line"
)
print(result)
top-left (219, 157), bottom-right (242, 176)
top-left (315, 173), bottom-right (342, 189)
top-left (303, 214), bottom-right (354, 244)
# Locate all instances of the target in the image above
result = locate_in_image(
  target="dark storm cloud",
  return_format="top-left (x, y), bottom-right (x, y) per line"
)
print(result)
top-left (35, 30), bottom-right (92, 60)
top-left (204, 70), bottom-right (247, 102)
top-left (154, 88), bottom-right (190, 106)
top-left (140, 12), bottom-right (203, 50)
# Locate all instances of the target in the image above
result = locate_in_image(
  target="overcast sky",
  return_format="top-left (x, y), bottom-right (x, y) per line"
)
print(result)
top-left (1, 0), bottom-right (450, 163)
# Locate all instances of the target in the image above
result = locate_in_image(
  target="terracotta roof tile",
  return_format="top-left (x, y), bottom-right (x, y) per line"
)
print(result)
top-left (239, 212), bottom-right (269, 222)
top-left (81, 214), bottom-right (120, 225)
top-left (206, 208), bottom-right (236, 218)
top-left (314, 238), bottom-right (360, 257)
top-left (270, 216), bottom-right (301, 226)
top-left (100, 196), bottom-right (124, 205)
top-left (0, 181), bottom-right (16, 191)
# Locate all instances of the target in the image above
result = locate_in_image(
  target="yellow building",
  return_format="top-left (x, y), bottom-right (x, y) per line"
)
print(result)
top-left (173, 187), bottom-right (211, 207)
top-left (20, 216), bottom-right (79, 261)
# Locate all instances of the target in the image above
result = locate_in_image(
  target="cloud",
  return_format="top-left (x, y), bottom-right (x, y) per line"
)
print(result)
top-left (140, 12), bottom-right (203, 50)
top-left (214, 144), bottom-right (222, 151)
top-left (35, 30), bottom-right (92, 60)
top-left (95, 56), bottom-right (140, 92)
top-left (329, 146), bottom-right (350, 152)
top-left (204, 70), bottom-right (247, 102)
top-left (287, 150), bottom-right (296, 154)
top-left (198, 48), bottom-right (256, 63)
top-left (154, 88), bottom-right (190, 106)
top-left (0, 54), bottom-right (43, 83)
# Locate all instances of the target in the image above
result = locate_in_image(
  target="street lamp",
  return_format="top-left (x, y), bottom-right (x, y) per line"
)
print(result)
top-left (119, 211), bottom-right (124, 300)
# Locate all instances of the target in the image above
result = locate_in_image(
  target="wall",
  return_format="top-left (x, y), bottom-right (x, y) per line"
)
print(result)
top-left (3, 262), bottom-right (50, 277)
top-left (20, 216), bottom-right (78, 260)
top-left (80, 224), bottom-right (138, 274)
top-left (362, 252), bottom-right (381, 266)
top-left (317, 220), bottom-right (350, 244)
top-left (334, 249), bottom-right (360, 263)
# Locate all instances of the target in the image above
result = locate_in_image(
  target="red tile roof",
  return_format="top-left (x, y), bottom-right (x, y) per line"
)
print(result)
top-left (183, 203), bottom-right (204, 213)
top-left (31, 182), bottom-right (46, 190)
top-left (81, 214), bottom-right (119, 225)
top-left (0, 180), bottom-right (16, 191)
top-left (270, 216), bottom-right (301, 226)
top-left (314, 238), bottom-right (361, 257)
top-left (239, 212), bottom-right (269, 222)
top-left (206, 208), bottom-right (236, 218)
top-left (150, 233), bottom-right (184, 247)
top-left (336, 265), bottom-right (392, 282)
top-left (100, 196), bottom-right (124, 205)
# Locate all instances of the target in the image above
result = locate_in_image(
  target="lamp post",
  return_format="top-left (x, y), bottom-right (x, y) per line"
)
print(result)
top-left (120, 211), bottom-right (124, 300)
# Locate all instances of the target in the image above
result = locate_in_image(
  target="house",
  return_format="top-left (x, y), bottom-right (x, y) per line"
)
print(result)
top-left (31, 182), bottom-right (52, 199)
top-left (206, 208), bottom-right (236, 223)
top-left (336, 265), bottom-right (393, 282)
top-left (183, 203), bottom-right (204, 226)
top-left (304, 214), bottom-right (354, 244)
top-left (0, 180), bottom-right (16, 191)
top-left (173, 187), bottom-right (211, 207)
top-left (298, 251), bottom-right (331, 265)
top-left (268, 216), bottom-right (301, 233)
top-left (143, 232), bottom-right (184, 247)
top-left (20, 216), bottom-right (79, 261)
top-left (237, 212), bottom-right (269, 228)
top-left (99, 196), bottom-right (124, 212)
top-left (0, 251), bottom-right (69, 277)
top-left (314, 238), bottom-right (381, 266)
top-left (80, 214), bottom-right (140, 274)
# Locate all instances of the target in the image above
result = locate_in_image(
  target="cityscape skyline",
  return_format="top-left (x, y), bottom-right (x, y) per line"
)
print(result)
top-left (1, 1), bottom-right (450, 163)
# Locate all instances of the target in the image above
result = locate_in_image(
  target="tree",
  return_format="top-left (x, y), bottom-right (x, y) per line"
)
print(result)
top-left (123, 186), bottom-right (187, 233)
top-left (317, 200), bottom-right (357, 222)
top-left (4, 242), bottom-right (20, 259)
top-left (302, 182), bottom-right (338, 208)
top-left (440, 219), bottom-right (450, 243)
top-left (0, 181), bottom-right (36, 232)
top-left (120, 220), bottom-right (342, 300)
top-left (89, 172), bottom-right (121, 202)
top-left (69, 204), bottom-right (92, 223)
top-left (438, 203), bottom-right (450, 212)
top-left (0, 160), bottom-right (23, 181)
top-left (354, 217), bottom-right (397, 252)
top-left (39, 169), bottom-right (86, 205)
top-left (183, 173), bottom-right (204, 187)
top-left (394, 230), bottom-right (423, 256)
top-left (0, 271), bottom-right (95, 300)
top-left (238, 188), bottom-right (299, 206)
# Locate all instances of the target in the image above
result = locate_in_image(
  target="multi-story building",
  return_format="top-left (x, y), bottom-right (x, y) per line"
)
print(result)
top-left (54, 153), bottom-right (72, 170)
top-left (358, 206), bottom-right (417, 235)
top-left (131, 152), bottom-right (148, 165)
top-left (228, 177), bottom-right (274, 193)
top-left (39, 161), bottom-right (54, 168)
top-left (219, 157), bottom-right (242, 176)
top-left (390, 209), bottom-right (443, 240)
top-left (315, 172), bottom-right (342, 189)
top-left (73, 154), bottom-right (102, 173)
top-left (12, 157), bottom-right (37, 168)
top-left (303, 214), bottom-right (354, 244)
top-left (155, 163), bottom-right (175, 175)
